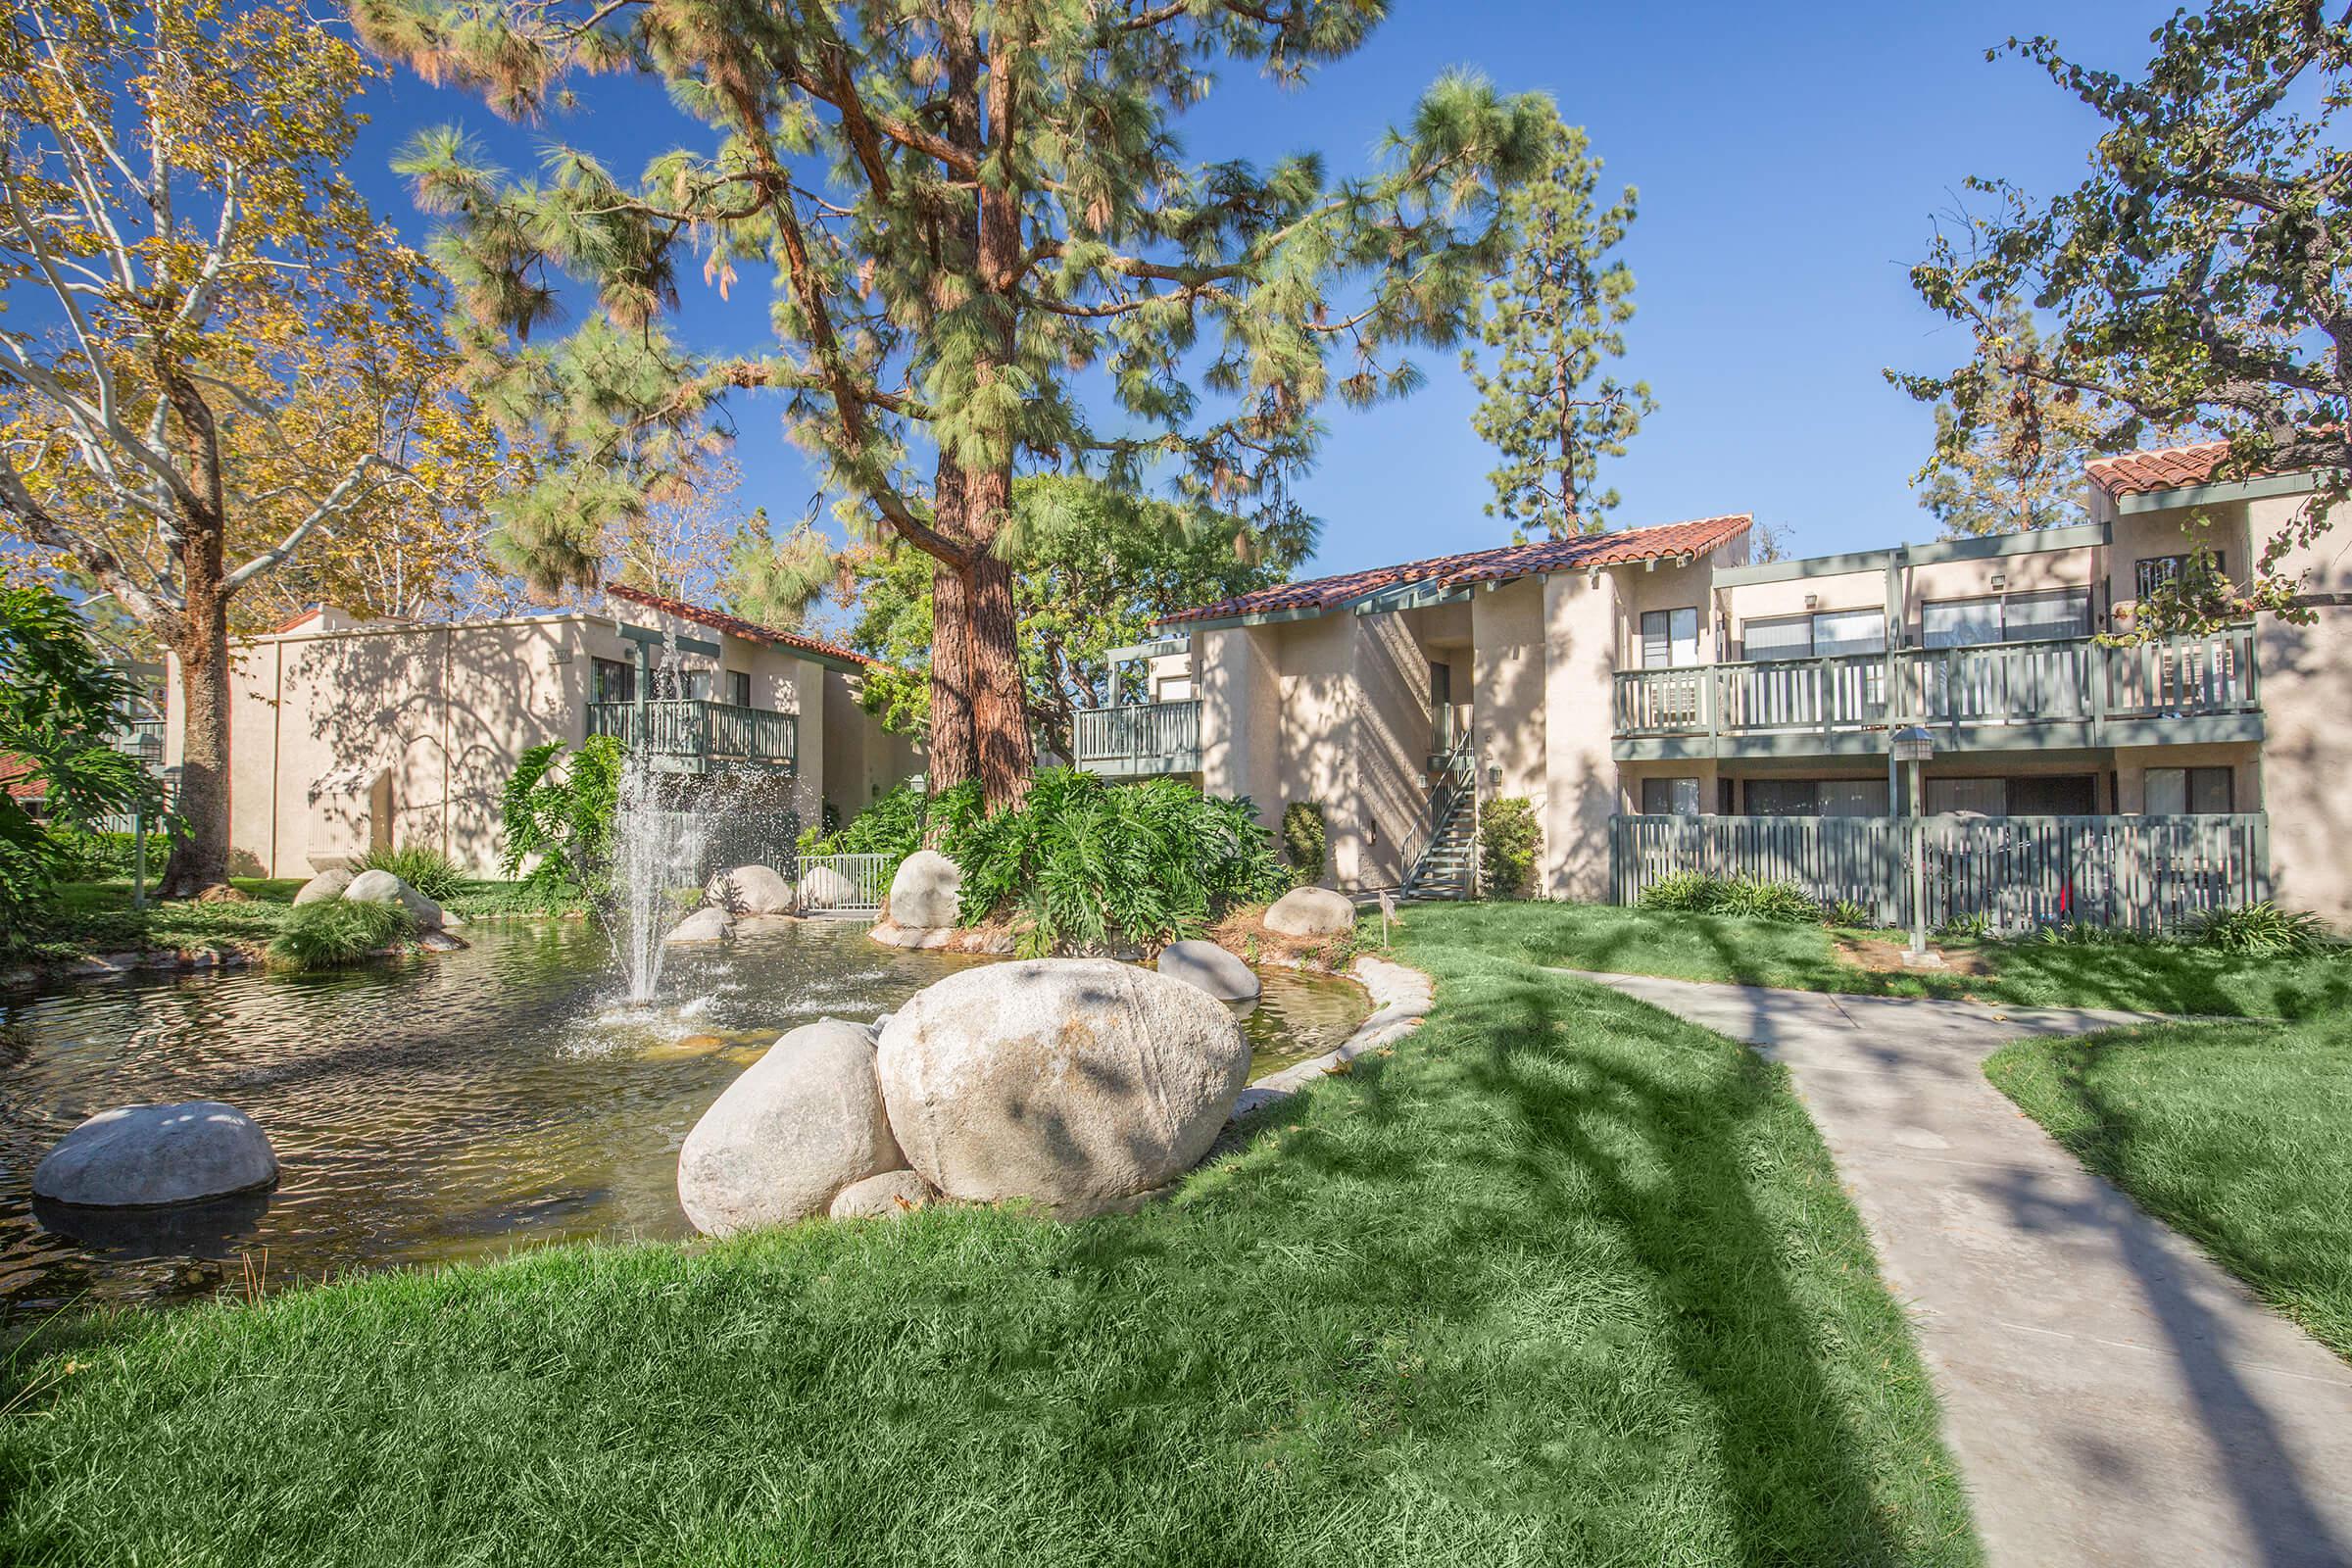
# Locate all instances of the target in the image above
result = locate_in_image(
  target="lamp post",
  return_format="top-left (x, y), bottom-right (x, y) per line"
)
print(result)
top-left (1891, 725), bottom-right (1936, 957)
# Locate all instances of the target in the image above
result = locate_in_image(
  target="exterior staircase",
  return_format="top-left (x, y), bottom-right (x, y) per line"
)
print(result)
top-left (1401, 737), bottom-right (1478, 900)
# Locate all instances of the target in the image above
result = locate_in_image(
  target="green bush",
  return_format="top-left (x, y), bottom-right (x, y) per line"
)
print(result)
top-left (359, 844), bottom-right (464, 904)
top-left (2034, 920), bottom-right (2158, 949)
top-left (2180, 901), bottom-right (2339, 956)
top-left (40, 825), bottom-right (170, 882)
top-left (1827, 898), bottom-right (1873, 929)
top-left (802, 779), bottom-right (985, 886)
top-left (954, 768), bottom-right (1287, 956)
top-left (1641, 871), bottom-right (1723, 912)
top-left (1936, 911), bottom-right (1992, 942)
top-left (268, 898), bottom-right (415, 971)
top-left (1637, 872), bottom-right (1816, 925)
top-left (1280, 801), bottom-right (1328, 886)
top-left (1478, 797), bottom-right (1540, 899)
top-left (499, 736), bottom-right (627, 901)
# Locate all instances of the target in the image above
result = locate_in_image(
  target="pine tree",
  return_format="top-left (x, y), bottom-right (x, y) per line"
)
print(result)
top-left (1907, 302), bottom-right (2096, 538)
top-left (1464, 126), bottom-right (1652, 544)
top-left (358, 0), bottom-right (1557, 808)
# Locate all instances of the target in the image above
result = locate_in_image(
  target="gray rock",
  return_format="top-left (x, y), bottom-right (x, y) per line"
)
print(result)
top-left (828, 1168), bottom-right (933, 1220)
top-left (1264, 885), bottom-right (1356, 938)
top-left (875, 958), bottom-right (1250, 1218)
top-left (887, 849), bottom-right (962, 930)
top-left (342, 868), bottom-right (457, 929)
top-left (664, 906), bottom-right (735, 946)
top-left (677, 1019), bottom-right (906, 1236)
top-left (1156, 939), bottom-right (1260, 1002)
top-left (798, 865), bottom-right (856, 909)
top-left (32, 1101), bottom-right (277, 1208)
top-left (293, 867), bottom-right (354, 906)
top-left (707, 863), bottom-right (794, 915)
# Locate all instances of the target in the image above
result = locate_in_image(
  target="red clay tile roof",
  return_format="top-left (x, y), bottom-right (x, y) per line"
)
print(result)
top-left (2084, 441), bottom-right (2236, 498)
top-left (603, 583), bottom-right (876, 667)
top-left (0, 753), bottom-right (43, 802)
top-left (1156, 514), bottom-right (1753, 627)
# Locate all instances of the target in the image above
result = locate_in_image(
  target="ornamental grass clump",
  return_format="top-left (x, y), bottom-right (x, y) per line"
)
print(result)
top-left (2180, 901), bottom-right (2339, 957)
top-left (358, 843), bottom-right (464, 903)
top-left (1638, 872), bottom-right (1816, 925)
top-left (955, 769), bottom-right (1286, 956)
top-left (269, 898), bottom-right (414, 971)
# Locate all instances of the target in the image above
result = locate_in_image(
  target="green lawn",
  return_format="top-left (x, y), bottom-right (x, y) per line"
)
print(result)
top-left (1987, 1013), bottom-right (2352, 1362)
top-left (0, 932), bottom-right (1976, 1566)
top-left (1412, 900), bottom-right (2352, 1019)
top-left (2, 878), bottom-right (301, 966)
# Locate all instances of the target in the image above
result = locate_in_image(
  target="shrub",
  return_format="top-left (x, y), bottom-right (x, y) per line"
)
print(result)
top-left (358, 844), bottom-right (464, 904)
top-left (2034, 920), bottom-right (2159, 949)
top-left (269, 899), bottom-right (414, 971)
top-left (499, 736), bottom-right (627, 901)
top-left (1280, 801), bottom-right (1328, 887)
top-left (1827, 897), bottom-right (1873, 929)
top-left (41, 825), bottom-right (170, 882)
top-left (1642, 871), bottom-right (1723, 912)
top-left (1715, 876), bottom-right (1820, 925)
top-left (802, 779), bottom-right (986, 889)
top-left (1936, 911), bottom-right (1992, 942)
top-left (1478, 797), bottom-right (1540, 899)
top-left (954, 768), bottom-right (1287, 956)
top-left (2180, 901), bottom-right (2339, 956)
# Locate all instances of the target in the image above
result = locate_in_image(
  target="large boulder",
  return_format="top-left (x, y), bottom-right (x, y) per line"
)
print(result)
top-left (1264, 885), bottom-right (1356, 939)
top-left (292, 867), bottom-right (353, 906)
top-left (1156, 939), bottom-right (1260, 1003)
top-left (876, 959), bottom-right (1250, 1217)
top-left (798, 865), bottom-right (856, 909)
top-left (664, 906), bottom-right (735, 946)
top-left (32, 1101), bottom-right (278, 1207)
top-left (707, 863), bottom-right (795, 915)
top-left (677, 1020), bottom-right (905, 1236)
top-left (887, 850), bottom-right (962, 930)
top-left (342, 868), bottom-right (457, 929)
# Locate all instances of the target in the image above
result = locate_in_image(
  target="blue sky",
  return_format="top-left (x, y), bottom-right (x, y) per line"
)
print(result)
top-left (343, 0), bottom-right (2164, 581)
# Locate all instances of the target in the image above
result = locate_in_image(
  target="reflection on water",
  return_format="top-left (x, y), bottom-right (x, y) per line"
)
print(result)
top-left (0, 920), bottom-right (1365, 1318)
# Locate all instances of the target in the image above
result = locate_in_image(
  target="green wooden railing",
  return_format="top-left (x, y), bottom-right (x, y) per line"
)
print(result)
top-left (1611, 628), bottom-right (2259, 742)
top-left (1073, 699), bottom-right (1202, 771)
top-left (586, 699), bottom-right (797, 769)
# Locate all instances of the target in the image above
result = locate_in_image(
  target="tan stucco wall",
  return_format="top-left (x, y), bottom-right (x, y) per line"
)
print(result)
top-left (1198, 625), bottom-right (1283, 831)
top-left (1347, 611), bottom-right (1432, 891)
top-left (1542, 570), bottom-right (1620, 900)
top-left (1471, 578), bottom-right (1547, 845)
top-left (2243, 494), bottom-right (2352, 922)
top-left (188, 606), bottom-right (906, 879)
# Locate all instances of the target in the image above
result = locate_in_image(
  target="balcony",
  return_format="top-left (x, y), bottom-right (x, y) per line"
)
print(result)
top-left (1073, 699), bottom-right (1202, 777)
top-left (1611, 629), bottom-right (2261, 759)
top-left (587, 699), bottom-right (798, 772)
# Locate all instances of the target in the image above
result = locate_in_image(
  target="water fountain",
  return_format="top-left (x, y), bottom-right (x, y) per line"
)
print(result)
top-left (609, 746), bottom-right (709, 1004)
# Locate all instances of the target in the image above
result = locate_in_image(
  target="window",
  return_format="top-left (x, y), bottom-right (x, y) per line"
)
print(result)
top-left (726, 670), bottom-right (752, 709)
top-left (1925, 777), bottom-right (2008, 816)
top-left (1922, 590), bottom-right (2091, 649)
top-left (2008, 775), bottom-right (2097, 815)
top-left (2136, 552), bottom-right (2226, 600)
top-left (1745, 779), bottom-right (1820, 817)
top-left (1741, 609), bottom-right (1886, 663)
top-left (1640, 776), bottom-right (1702, 815)
top-left (1640, 608), bottom-right (1701, 669)
top-left (1819, 778), bottom-right (1891, 817)
top-left (651, 666), bottom-right (710, 701)
top-left (592, 658), bottom-right (636, 705)
top-left (2145, 766), bottom-right (2234, 815)
top-left (1158, 675), bottom-right (1195, 702)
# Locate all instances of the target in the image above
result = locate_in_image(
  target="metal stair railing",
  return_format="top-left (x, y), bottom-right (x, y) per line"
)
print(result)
top-left (1404, 733), bottom-right (1478, 895)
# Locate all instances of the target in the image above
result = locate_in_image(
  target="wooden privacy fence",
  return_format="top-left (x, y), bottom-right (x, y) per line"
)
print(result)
top-left (1610, 813), bottom-right (2271, 934)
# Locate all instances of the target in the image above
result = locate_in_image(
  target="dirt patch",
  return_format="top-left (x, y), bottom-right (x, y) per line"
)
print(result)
top-left (1205, 905), bottom-right (1366, 973)
top-left (1836, 935), bottom-right (1990, 977)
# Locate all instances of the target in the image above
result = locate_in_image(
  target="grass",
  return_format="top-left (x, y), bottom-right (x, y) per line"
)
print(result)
top-left (0, 927), bottom-right (1977, 1566)
top-left (265, 899), bottom-right (416, 971)
top-left (1987, 1011), bottom-right (2352, 1361)
top-left (1423, 900), bottom-right (2352, 1019)
top-left (2, 878), bottom-right (301, 967)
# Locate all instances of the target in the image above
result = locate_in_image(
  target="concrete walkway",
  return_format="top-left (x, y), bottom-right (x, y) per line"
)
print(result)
top-left (1561, 970), bottom-right (2352, 1568)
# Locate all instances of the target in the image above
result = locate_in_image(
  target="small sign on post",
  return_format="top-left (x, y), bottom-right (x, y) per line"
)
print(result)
top-left (1375, 888), bottom-right (1397, 947)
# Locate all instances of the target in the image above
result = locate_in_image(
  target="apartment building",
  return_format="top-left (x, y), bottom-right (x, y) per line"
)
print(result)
top-left (1076, 442), bottom-right (2352, 927)
top-left (163, 584), bottom-right (921, 879)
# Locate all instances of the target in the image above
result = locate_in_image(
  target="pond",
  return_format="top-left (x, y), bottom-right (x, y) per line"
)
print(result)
top-left (0, 920), bottom-right (1368, 1321)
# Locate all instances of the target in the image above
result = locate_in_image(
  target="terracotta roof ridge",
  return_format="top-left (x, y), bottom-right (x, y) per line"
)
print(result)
top-left (602, 582), bottom-right (876, 666)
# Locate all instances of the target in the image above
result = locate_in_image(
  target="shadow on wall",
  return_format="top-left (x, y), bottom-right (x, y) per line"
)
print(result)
top-left (1352, 615), bottom-right (1433, 891)
top-left (2255, 612), bottom-right (2352, 923)
top-left (296, 625), bottom-right (565, 876)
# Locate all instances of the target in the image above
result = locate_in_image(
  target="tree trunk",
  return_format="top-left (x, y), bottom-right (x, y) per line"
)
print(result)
top-left (160, 541), bottom-right (232, 897)
top-left (927, 548), bottom-right (978, 795)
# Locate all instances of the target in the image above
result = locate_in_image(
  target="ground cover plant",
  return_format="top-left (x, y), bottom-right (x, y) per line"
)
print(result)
top-left (0, 930), bottom-right (1977, 1567)
top-left (1987, 1008), bottom-right (2352, 1361)
top-left (1426, 901), bottom-right (2352, 1019)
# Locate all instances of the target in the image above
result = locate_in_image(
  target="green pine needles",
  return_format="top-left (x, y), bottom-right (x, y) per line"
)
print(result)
top-left (1464, 125), bottom-right (1653, 543)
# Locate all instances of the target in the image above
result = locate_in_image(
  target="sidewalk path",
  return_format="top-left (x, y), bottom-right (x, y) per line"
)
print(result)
top-left (1559, 969), bottom-right (2352, 1568)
